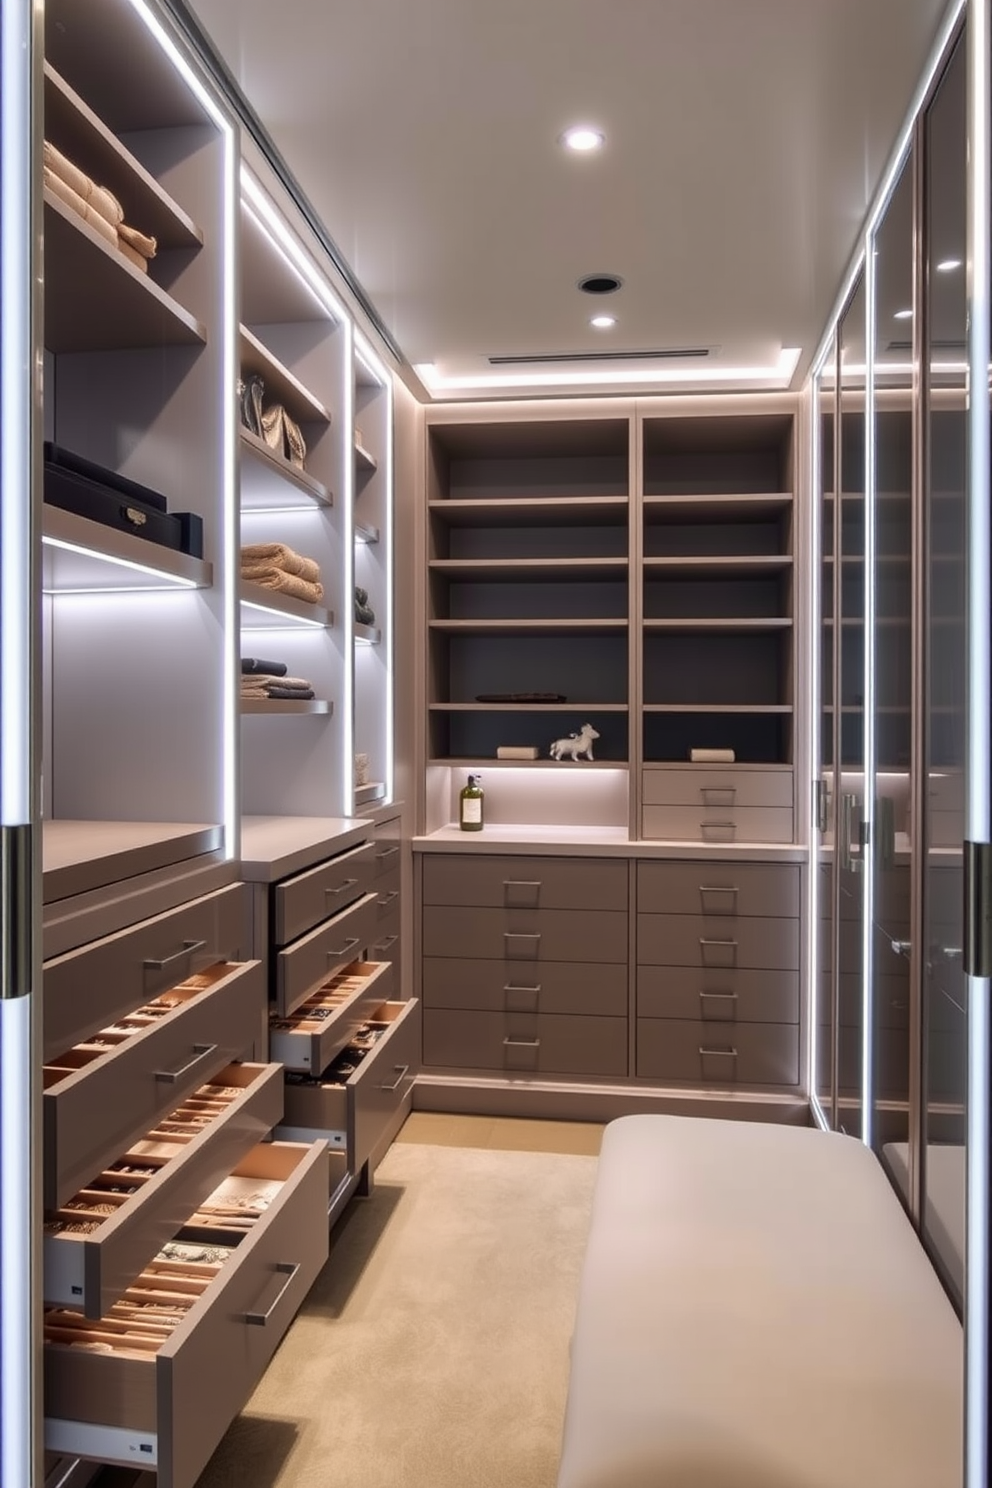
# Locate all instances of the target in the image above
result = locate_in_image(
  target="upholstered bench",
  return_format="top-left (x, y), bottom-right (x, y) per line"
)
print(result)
top-left (557, 1114), bottom-right (962, 1488)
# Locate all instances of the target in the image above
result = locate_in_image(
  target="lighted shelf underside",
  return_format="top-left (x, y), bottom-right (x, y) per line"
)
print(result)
top-left (239, 428), bottom-right (332, 509)
top-left (430, 702), bottom-right (629, 712)
top-left (355, 441), bottom-right (378, 473)
top-left (240, 698), bottom-right (333, 715)
top-left (240, 581), bottom-right (333, 629)
top-left (642, 703), bottom-right (794, 713)
top-left (642, 556), bottom-right (792, 576)
top-left (239, 325), bottom-right (332, 425)
top-left (42, 505), bottom-right (213, 592)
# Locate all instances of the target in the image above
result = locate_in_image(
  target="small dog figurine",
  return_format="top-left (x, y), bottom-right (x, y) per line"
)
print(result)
top-left (550, 722), bottom-right (600, 761)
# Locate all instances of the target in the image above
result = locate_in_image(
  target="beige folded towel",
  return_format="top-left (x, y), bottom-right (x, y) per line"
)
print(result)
top-left (116, 238), bottom-right (148, 274)
top-left (242, 570), bottom-right (325, 606)
top-left (44, 165), bottom-right (118, 248)
top-left (241, 675), bottom-right (313, 692)
top-left (241, 543), bottom-right (321, 585)
top-left (118, 221), bottom-right (158, 259)
top-left (44, 140), bottom-right (123, 228)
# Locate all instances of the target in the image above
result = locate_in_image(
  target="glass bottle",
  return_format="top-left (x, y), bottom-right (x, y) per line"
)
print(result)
top-left (459, 773), bottom-right (484, 831)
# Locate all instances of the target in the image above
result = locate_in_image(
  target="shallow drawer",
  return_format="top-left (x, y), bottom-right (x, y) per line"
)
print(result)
top-left (269, 961), bottom-right (392, 1075)
top-left (637, 913), bottom-right (799, 971)
top-left (422, 855), bottom-right (628, 911)
top-left (636, 1018), bottom-right (799, 1086)
top-left (43, 960), bottom-right (266, 1210)
top-left (422, 956), bottom-right (627, 1017)
top-left (43, 1061), bottom-right (284, 1314)
top-left (642, 767), bottom-right (793, 808)
top-left (275, 891), bottom-right (379, 1018)
top-left (274, 840), bottom-right (375, 946)
top-left (637, 861), bottom-right (800, 918)
top-left (422, 905), bottom-right (628, 963)
top-left (636, 965), bottom-right (799, 1023)
top-left (43, 882), bottom-right (249, 1062)
top-left (641, 804), bottom-right (794, 844)
top-left (423, 1008), bottom-right (627, 1078)
top-left (45, 1139), bottom-right (328, 1488)
top-left (280, 1000), bottom-right (419, 1177)
top-left (372, 816), bottom-right (402, 880)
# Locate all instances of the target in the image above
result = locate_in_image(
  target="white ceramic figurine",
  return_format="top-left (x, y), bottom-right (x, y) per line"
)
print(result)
top-left (549, 722), bottom-right (600, 761)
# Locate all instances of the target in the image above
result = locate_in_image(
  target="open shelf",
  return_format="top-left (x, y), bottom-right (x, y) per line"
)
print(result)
top-left (240, 699), bottom-right (333, 716)
top-left (643, 493), bottom-right (793, 521)
top-left (643, 703), bottom-right (793, 713)
top-left (431, 756), bottom-right (623, 770)
top-left (355, 521), bottom-right (380, 544)
top-left (642, 555), bottom-right (792, 576)
top-left (43, 189), bottom-right (206, 352)
top-left (355, 781), bottom-right (387, 805)
top-left (430, 702), bottom-right (629, 712)
top-left (429, 497), bottom-right (628, 528)
top-left (643, 618), bottom-right (793, 633)
top-left (430, 619), bottom-right (627, 635)
top-left (354, 439), bottom-right (378, 472)
top-left (430, 557), bottom-right (628, 579)
top-left (354, 622), bottom-right (382, 645)
top-left (239, 427), bottom-right (333, 509)
top-left (240, 581), bottom-right (333, 629)
top-left (42, 505), bottom-right (212, 593)
top-left (239, 325), bottom-right (332, 425)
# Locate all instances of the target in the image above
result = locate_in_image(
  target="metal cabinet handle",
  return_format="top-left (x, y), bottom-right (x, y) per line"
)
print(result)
top-left (503, 1037), bottom-right (541, 1048)
top-left (504, 983), bottom-right (541, 994)
top-left (700, 938), bottom-right (737, 949)
top-left (244, 1261), bottom-right (301, 1326)
top-left (377, 890), bottom-right (399, 907)
top-left (325, 878), bottom-right (359, 897)
top-left (699, 885), bottom-right (738, 898)
top-left (503, 880), bottom-right (541, 889)
top-left (699, 991), bottom-right (738, 1002)
top-left (326, 936), bottom-right (361, 960)
top-left (891, 939), bottom-right (912, 960)
top-left (380, 1064), bottom-right (410, 1093)
top-left (143, 938), bottom-right (207, 972)
top-left (375, 846), bottom-right (400, 860)
top-left (154, 1042), bottom-right (218, 1084)
top-left (840, 793), bottom-right (862, 873)
top-left (373, 934), bottom-right (398, 952)
top-left (699, 1046), bottom-right (738, 1058)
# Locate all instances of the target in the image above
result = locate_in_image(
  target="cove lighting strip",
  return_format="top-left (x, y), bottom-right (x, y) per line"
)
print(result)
top-left (806, 369), bottom-right (828, 1133)
top-left (414, 347), bottom-right (801, 396)
top-left (241, 170), bottom-right (348, 324)
top-left (240, 599), bottom-right (329, 629)
top-left (861, 233), bottom-right (879, 1154)
top-left (41, 535), bottom-right (200, 592)
top-left (356, 330), bottom-right (394, 804)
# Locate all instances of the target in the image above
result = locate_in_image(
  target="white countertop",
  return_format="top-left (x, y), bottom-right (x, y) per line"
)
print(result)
top-left (414, 824), bottom-right (807, 859)
top-left (240, 815), bottom-right (373, 882)
top-left (43, 819), bottom-right (222, 903)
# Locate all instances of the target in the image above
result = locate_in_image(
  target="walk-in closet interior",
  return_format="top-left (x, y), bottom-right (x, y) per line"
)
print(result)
top-left (1, 0), bottom-right (990, 1485)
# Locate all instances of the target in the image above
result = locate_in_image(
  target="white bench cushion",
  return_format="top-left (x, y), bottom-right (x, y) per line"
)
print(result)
top-left (557, 1114), bottom-right (962, 1488)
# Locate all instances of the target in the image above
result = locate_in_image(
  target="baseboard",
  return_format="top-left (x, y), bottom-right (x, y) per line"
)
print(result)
top-left (412, 1074), bottom-right (810, 1125)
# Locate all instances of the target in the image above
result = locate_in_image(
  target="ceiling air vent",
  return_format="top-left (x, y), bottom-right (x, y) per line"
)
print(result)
top-left (887, 338), bottom-right (966, 353)
top-left (487, 347), bottom-right (711, 366)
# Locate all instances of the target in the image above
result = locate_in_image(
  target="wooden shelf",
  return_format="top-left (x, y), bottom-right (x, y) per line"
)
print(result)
top-left (430, 702), bottom-right (629, 712)
top-left (241, 699), bottom-right (333, 716)
top-left (643, 493), bottom-right (793, 522)
top-left (355, 522), bottom-right (380, 544)
top-left (354, 622), bottom-right (381, 644)
top-left (642, 555), bottom-right (792, 576)
top-left (430, 618), bottom-right (627, 635)
top-left (430, 757), bottom-right (625, 769)
top-left (429, 557), bottom-right (628, 579)
top-left (643, 617), bottom-right (793, 632)
top-left (42, 819), bottom-right (222, 904)
top-left (240, 581), bottom-right (333, 629)
top-left (44, 64), bottom-right (202, 252)
top-left (643, 703), bottom-right (794, 714)
top-left (239, 427), bottom-right (332, 509)
top-left (354, 440), bottom-right (378, 472)
top-left (43, 188), bottom-right (206, 352)
top-left (42, 505), bottom-right (212, 592)
top-left (355, 781), bottom-right (386, 805)
top-left (239, 326), bottom-right (332, 425)
top-left (428, 497), bottom-right (628, 528)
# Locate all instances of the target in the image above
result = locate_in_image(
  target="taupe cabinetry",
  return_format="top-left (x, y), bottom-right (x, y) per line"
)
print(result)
top-left (636, 860), bottom-right (801, 1087)
top-left (421, 855), bottom-right (629, 1078)
top-left (369, 811), bottom-right (403, 981)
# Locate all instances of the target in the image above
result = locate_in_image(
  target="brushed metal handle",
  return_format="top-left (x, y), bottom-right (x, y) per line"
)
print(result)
top-left (699, 885), bottom-right (738, 914)
top-left (244, 1262), bottom-right (301, 1326)
top-left (380, 1064), bottom-right (409, 1092)
top-left (700, 788), bottom-right (736, 806)
top-left (375, 846), bottom-right (400, 860)
top-left (373, 934), bottom-right (398, 952)
top-left (840, 793), bottom-right (862, 873)
top-left (377, 890), bottom-right (399, 907)
top-left (154, 1042), bottom-right (218, 1084)
top-left (699, 1046), bottom-right (738, 1058)
top-left (504, 984), bottom-right (541, 993)
top-left (504, 932), bottom-right (541, 956)
top-left (700, 938), bottom-right (737, 948)
top-left (699, 885), bottom-right (738, 897)
top-left (503, 880), bottom-right (541, 888)
top-left (699, 991), bottom-right (738, 1001)
top-left (143, 938), bottom-right (207, 972)
top-left (326, 936), bottom-right (361, 960)
top-left (325, 877), bottom-right (359, 897)
top-left (503, 1036), bottom-right (541, 1048)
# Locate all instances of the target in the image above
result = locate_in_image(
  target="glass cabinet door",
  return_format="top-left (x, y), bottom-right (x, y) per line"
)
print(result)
top-left (815, 338), bottom-right (838, 1127)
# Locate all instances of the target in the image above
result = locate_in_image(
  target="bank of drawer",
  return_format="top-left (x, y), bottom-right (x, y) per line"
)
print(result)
top-left (369, 914), bottom-right (401, 974)
top-left (642, 767), bottom-right (793, 809)
top-left (275, 891), bottom-right (378, 1018)
top-left (637, 861), bottom-right (800, 918)
top-left (372, 817), bottom-right (402, 881)
top-left (43, 883), bottom-right (249, 1062)
top-left (269, 960), bottom-right (392, 1075)
top-left (422, 855), bottom-right (627, 911)
top-left (636, 1018), bottom-right (799, 1086)
top-left (422, 906), bottom-right (628, 963)
top-left (43, 1060), bottom-right (285, 1314)
top-left (637, 913), bottom-right (799, 971)
top-left (44, 1139), bottom-right (328, 1488)
top-left (373, 866), bottom-right (401, 924)
top-left (43, 961), bottom-right (266, 1210)
top-left (423, 956), bottom-right (627, 1017)
top-left (423, 1008), bottom-right (627, 1077)
top-left (636, 966), bottom-right (798, 1024)
top-left (274, 840), bottom-right (375, 946)
top-left (280, 999), bottom-right (419, 1177)
top-left (641, 805), bottom-right (794, 844)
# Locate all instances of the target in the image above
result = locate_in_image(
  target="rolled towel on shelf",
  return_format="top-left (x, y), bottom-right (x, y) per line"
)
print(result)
top-left (241, 657), bottom-right (289, 676)
top-left (43, 165), bottom-right (118, 249)
top-left (240, 542), bottom-right (321, 585)
top-left (241, 567), bottom-right (324, 606)
top-left (116, 238), bottom-right (148, 274)
top-left (266, 685), bottom-right (316, 701)
top-left (117, 221), bottom-right (158, 260)
top-left (43, 141), bottom-right (124, 229)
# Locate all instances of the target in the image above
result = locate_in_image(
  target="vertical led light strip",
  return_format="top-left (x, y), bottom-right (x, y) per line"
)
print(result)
top-left (807, 367), bottom-right (826, 1129)
top-left (862, 233), bottom-right (878, 1152)
top-left (342, 319), bottom-right (356, 810)
top-left (965, 2), bottom-right (991, 1483)
top-left (357, 333), bottom-right (395, 804)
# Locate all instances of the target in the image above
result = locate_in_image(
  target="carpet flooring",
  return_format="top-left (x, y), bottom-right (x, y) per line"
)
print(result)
top-left (193, 1142), bottom-right (599, 1488)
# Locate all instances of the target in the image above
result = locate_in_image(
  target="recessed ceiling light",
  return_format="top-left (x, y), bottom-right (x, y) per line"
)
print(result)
top-left (560, 125), bottom-right (605, 152)
top-left (893, 308), bottom-right (913, 320)
top-left (936, 258), bottom-right (962, 272)
top-left (578, 273), bottom-right (623, 295)
top-left (590, 315), bottom-right (616, 329)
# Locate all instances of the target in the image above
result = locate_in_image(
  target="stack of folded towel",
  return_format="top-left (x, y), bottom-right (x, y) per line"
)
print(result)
top-left (241, 658), bottom-right (315, 702)
top-left (43, 141), bottom-right (158, 272)
top-left (241, 543), bottom-right (324, 606)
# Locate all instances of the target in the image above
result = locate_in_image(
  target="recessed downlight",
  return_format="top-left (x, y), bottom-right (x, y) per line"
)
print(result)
top-left (578, 273), bottom-right (623, 295)
top-left (893, 308), bottom-right (913, 320)
top-left (936, 257), bottom-right (962, 272)
top-left (590, 315), bottom-right (616, 329)
top-left (560, 125), bottom-right (605, 152)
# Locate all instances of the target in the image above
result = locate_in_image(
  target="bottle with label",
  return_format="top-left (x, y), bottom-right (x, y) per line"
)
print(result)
top-left (459, 773), bottom-right (484, 832)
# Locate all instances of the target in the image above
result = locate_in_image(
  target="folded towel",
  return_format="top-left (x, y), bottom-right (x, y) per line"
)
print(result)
top-left (266, 685), bottom-right (315, 701)
top-left (118, 221), bottom-right (158, 259)
top-left (44, 141), bottom-right (123, 228)
top-left (116, 237), bottom-right (148, 274)
top-left (241, 658), bottom-right (289, 677)
top-left (44, 165), bottom-right (118, 249)
top-left (242, 568), bottom-right (324, 606)
top-left (241, 543), bottom-right (321, 584)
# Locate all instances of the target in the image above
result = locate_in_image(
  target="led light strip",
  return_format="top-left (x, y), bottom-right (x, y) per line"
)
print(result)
top-left (241, 171), bottom-right (347, 323)
top-left (356, 331), bottom-right (394, 803)
top-left (807, 372), bottom-right (824, 1122)
top-left (414, 347), bottom-right (802, 397)
top-left (861, 224), bottom-right (879, 1154)
top-left (41, 534), bottom-right (200, 590)
top-left (240, 599), bottom-right (328, 629)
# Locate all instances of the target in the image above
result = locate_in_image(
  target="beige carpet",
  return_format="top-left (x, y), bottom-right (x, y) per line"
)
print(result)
top-left (193, 1142), bottom-right (599, 1488)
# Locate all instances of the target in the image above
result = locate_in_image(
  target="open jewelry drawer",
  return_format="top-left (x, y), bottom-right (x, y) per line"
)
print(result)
top-left (274, 890), bottom-right (379, 1018)
top-left (269, 960), bottom-right (393, 1074)
top-left (44, 1139), bottom-right (328, 1488)
top-left (43, 960), bottom-right (266, 1210)
top-left (278, 999), bottom-right (419, 1180)
top-left (44, 1060), bottom-right (285, 1314)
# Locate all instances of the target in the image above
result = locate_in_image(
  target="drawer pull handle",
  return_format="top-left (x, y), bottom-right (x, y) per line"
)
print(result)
top-left (244, 1261), bottom-right (301, 1326)
top-left (325, 878), bottom-right (359, 897)
top-left (700, 788), bottom-right (736, 806)
top-left (380, 1063), bottom-right (410, 1093)
top-left (143, 938), bottom-right (207, 973)
top-left (700, 938), bottom-right (737, 949)
top-left (699, 885), bottom-right (738, 899)
top-left (376, 845), bottom-right (400, 860)
top-left (503, 1037), bottom-right (541, 1048)
top-left (699, 1045), bottom-right (738, 1058)
top-left (326, 936), bottom-right (361, 960)
top-left (377, 890), bottom-right (400, 907)
top-left (699, 991), bottom-right (738, 1002)
top-left (503, 880), bottom-right (541, 888)
top-left (373, 934), bottom-right (398, 952)
top-left (154, 1042), bottom-right (218, 1084)
top-left (504, 983), bottom-right (541, 994)
top-left (504, 933), bottom-right (541, 945)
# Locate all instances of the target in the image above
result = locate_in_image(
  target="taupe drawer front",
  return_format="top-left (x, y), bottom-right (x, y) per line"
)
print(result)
top-left (369, 916), bottom-right (401, 970)
top-left (636, 1019), bottom-right (799, 1086)
top-left (642, 767), bottom-right (793, 808)
top-left (637, 861), bottom-right (800, 919)
top-left (43, 882), bottom-right (248, 1062)
top-left (44, 960), bottom-right (266, 1210)
top-left (280, 999), bottom-right (419, 1176)
top-left (424, 1009), bottom-right (627, 1077)
top-left (636, 965), bottom-right (799, 1024)
top-left (43, 1060), bottom-right (285, 1313)
top-left (44, 1139), bottom-right (328, 1488)
top-left (269, 960), bottom-right (393, 1074)
top-left (423, 906), bottom-right (628, 963)
top-left (275, 891), bottom-right (378, 1018)
top-left (423, 956), bottom-right (627, 1017)
top-left (274, 840), bottom-right (375, 945)
top-left (372, 817), bottom-right (402, 880)
top-left (373, 866), bottom-right (401, 923)
top-left (641, 805), bottom-right (794, 844)
top-left (637, 913), bottom-right (799, 971)
top-left (422, 855), bottom-right (628, 911)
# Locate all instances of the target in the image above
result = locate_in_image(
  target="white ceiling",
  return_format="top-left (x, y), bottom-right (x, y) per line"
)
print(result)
top-left (188, 0), bottom-right (953, 398)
